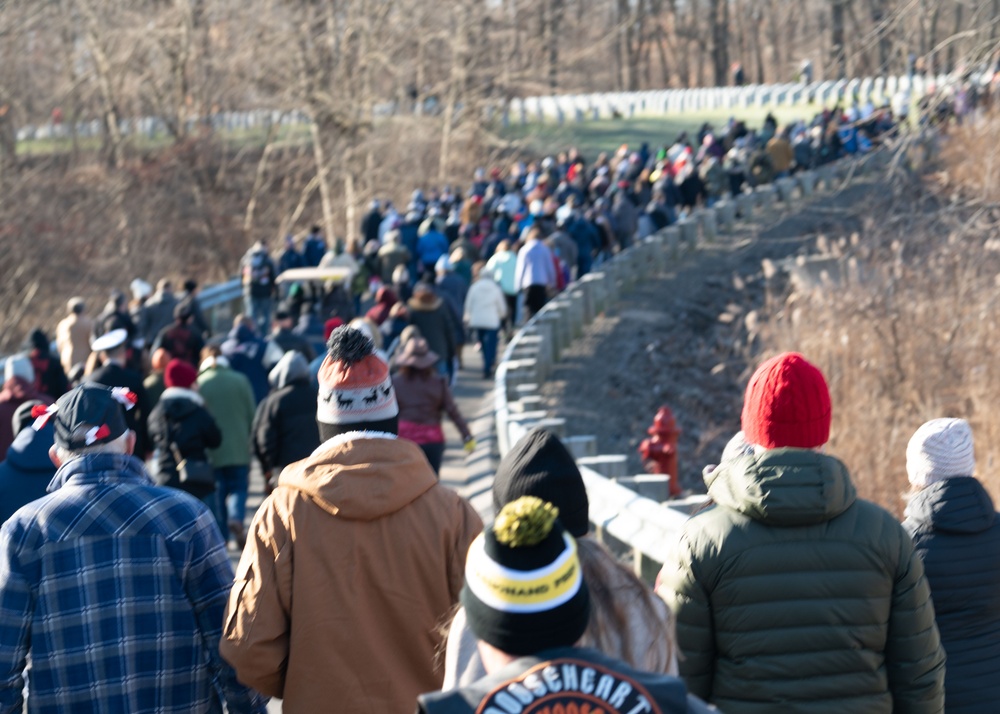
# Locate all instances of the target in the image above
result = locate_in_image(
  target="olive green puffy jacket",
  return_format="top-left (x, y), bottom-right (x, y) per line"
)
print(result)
top-left (657, 448), bottom-right (945, 714)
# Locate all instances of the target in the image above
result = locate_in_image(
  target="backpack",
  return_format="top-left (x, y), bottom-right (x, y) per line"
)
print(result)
top-left (243, 251), bottom-right (274, 297)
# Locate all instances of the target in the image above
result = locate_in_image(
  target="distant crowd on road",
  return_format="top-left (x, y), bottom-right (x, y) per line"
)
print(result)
top-left (1, 103), bottom-right (998, 713)
top-left (235, 99), bottom-right (902, 385)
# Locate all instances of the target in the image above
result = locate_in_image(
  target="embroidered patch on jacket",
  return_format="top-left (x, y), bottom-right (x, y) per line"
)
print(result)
top-left (476, 658), bottom-right (663, 714)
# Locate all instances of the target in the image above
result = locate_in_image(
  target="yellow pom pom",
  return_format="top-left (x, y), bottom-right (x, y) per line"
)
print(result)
top-left (493, 496), bottom-right (560, 547)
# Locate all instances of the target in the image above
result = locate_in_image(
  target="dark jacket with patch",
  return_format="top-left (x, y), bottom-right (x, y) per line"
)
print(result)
top-left (657, 448), bottom-right (945, 714)
top-left (418, 647), bottom-right (712, 713)
top-left (903, 477), bottom-right (1000, 714)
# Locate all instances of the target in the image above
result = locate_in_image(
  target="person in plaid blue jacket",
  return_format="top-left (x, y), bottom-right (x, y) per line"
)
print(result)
top-left (0, 383), bottom-right (266, 714)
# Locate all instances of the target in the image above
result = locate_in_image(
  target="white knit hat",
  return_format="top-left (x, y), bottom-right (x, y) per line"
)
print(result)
top-left (906, 418), bottom-right (976, 488)
top-left (4, 354), bottom-right (34, 384)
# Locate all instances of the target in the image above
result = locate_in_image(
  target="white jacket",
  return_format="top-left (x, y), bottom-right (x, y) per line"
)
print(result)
top-left (463, 276), bottom-right (508, 329)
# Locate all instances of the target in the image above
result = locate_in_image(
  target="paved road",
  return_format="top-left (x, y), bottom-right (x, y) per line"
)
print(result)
top-left (229, 347), bottom-right (498, 711)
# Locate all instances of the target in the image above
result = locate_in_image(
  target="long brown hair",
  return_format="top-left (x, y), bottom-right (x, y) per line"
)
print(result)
top-left (577, 538), bottom-right (676, 674)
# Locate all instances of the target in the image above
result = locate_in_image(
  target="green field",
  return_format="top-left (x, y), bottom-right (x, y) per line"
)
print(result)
top-left (16, 122), bottom-right (313, 157)
top-left (16, 102), bottom-right (828, 159)
top-left (498, 105), bottom-right (821, 158)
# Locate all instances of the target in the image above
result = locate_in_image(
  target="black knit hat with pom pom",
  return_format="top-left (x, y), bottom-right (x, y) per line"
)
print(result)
top-left (460, 496), bottom-right (590, 655)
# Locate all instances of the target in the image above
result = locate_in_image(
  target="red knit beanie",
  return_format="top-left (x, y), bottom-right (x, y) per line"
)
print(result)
top-left (164, 359), bottom-right (198, 389)
top-left (741, 352), bottom-right (831, 449)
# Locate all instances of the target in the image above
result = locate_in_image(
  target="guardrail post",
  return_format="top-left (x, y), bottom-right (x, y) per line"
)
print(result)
top-left (797, 170), bottom-right (817, 197)
top-left (512, 334), bottom-right (550, 379)
top-left (735, 191), bottom-right (755, 219)
top-left (509, 395), bottom-right (546, 413)
top-left (531, 417), bottom-right (567, 438)
top-left (815, 163), bottom-right (835, 191)
top-left (564, 293), bottom-right (585, 337)
top-left (678, 217), bottom-right (698, 251)
top-left (699, 208), bottom-right (718, 242)
top-left (548, 304), bottom-right (574, 353)
top-left (574, 280), bottom-right (596, 324)
top-left (775, 177), bottom-right (798, 203)
top-left (577, 455), bottom-right (629, 479)
top-left (563, 435), bottom-right (598, 459)
top-left (617, 474), bottom-right (672, 502)
top-left (643, 234), bottom-right (666, 275)
top-left (715, 200), bottom-right (736, 233)
top-left (580, 272), bottom-right (608, 315)
top-left (662, 226), bottom-right (681, 260)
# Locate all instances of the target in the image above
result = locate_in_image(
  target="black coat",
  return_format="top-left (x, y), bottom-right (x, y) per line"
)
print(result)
top-left (407, 298), bottom-right (456, 364)
top-left (251, 379), bottom-right (319, 473)
top-left (147, 389), bottom-right (222, 498)
top-left (903, 477), bottom-right (1000, 714)
top-left (269, 328), bottom-right (316, 363)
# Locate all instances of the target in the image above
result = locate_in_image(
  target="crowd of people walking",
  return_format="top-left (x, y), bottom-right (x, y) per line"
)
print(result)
top-left (0, 101), bottom-right (996, 713)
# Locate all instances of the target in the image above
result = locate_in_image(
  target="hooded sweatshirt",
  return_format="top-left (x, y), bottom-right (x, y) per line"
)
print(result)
top-left (221, 325), bottom-right (273, 403)
top-left (658, 448), bottom-right (944, 714)
top-left (221, 432), bottom-right (482, 714)
top-left (0, 423), bottom-right (56, 524)
top-left (250, 352), bottom-right (320, 473)
top-left (903, 477), bottom-right (1000, 714)
top-left (0, 377), bottom-right (52, 462)
top-left (197, 356), bottom-right (257, 469)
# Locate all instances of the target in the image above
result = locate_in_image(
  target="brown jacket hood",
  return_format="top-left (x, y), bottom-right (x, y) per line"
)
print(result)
top-left (279, 432), bottom-right (437, 521)
top-left (223, 431), bottom-right (483, 713)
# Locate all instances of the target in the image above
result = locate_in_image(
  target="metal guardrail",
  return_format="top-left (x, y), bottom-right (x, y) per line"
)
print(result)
top-left (198, 278), bottom-right (244, 336)
top-left (0, 278), bottom-right (244, 373)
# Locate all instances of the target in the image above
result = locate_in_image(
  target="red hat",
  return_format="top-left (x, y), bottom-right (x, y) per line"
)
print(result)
top-left (741, 352), bottom-right (831, 449)
top-left (164, 359), bottom-right (198, 389)
top-left (324, 317), bottom-right (345, 342)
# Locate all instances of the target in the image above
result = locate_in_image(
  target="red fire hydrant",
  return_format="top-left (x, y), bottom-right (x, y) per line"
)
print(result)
top-left (638, 406), bottom-right (682, 498)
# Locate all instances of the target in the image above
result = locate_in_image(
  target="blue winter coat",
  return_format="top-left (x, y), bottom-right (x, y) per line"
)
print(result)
top-left (221, 325), bottom-right (271, 404)
top-left (0, 423), bottom-right (56, 524)
top-left (417, 231), bottom-right (449, 271)
top-left (904, 476), bottom-right (1000, 714)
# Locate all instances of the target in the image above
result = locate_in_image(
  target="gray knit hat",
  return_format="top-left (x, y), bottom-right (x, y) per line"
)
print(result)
top-left (906, 418), bottom-right (976, 488)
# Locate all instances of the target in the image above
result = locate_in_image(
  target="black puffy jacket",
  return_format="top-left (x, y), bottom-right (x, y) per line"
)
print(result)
top-left (904, 476), bottom-right (1000, 714)
top-left (147, 388), bottom-right (221, 498)
top-left (251, 352), bottom-right (320, 474)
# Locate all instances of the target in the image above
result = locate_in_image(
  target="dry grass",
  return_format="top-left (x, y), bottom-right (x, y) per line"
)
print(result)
top-left (755, 125), bottom-right (1000, 516)
top-left (0, 116), bottom-right (495, 354)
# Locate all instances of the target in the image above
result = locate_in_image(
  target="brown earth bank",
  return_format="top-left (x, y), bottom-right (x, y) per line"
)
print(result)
top-left (541, 177), bottom-right (878, 489)
top-left (541, 158), bottom-right (1000, 517)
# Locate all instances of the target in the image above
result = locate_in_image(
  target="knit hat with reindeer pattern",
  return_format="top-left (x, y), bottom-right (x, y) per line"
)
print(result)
top-left (317, 327), bottom-right (398, 425)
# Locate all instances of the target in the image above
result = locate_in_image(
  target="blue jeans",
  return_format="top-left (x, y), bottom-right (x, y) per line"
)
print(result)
top-left (477, 328), bottom-right (499, 378)
top-left (419, 442), bottom-right (445, 476)
top-left (215, 465), bottom-right (249, 527)
top-left (244, 295), bottom-right (273, 336)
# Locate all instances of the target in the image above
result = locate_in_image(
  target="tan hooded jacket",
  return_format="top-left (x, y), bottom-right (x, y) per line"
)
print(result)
top-left (220, 433), bottom-right (482, 713)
